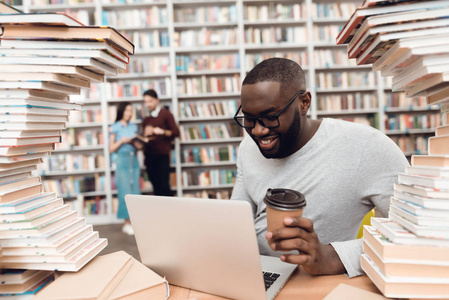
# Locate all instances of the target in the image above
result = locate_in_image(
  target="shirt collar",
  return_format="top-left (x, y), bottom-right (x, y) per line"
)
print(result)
top-left (150, 106), bottom-right (161, 117)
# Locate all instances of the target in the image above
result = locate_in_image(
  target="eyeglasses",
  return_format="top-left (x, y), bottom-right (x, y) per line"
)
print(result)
top-left (234, 90), bottom-right (305, 129)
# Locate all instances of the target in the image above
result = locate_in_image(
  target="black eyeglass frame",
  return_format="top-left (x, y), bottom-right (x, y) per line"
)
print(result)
top-left (233, 90), bottom-right (305, 129)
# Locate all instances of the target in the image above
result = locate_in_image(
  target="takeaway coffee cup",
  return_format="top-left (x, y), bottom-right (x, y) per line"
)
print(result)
top-left (264, 188), bottom-right (306, 240)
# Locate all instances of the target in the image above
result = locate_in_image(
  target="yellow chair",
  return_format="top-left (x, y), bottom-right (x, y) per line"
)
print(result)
top-left (357, 210), bottom-right (375, 239)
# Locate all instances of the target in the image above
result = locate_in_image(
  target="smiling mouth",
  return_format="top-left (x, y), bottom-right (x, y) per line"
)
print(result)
top-left (257, 137), bottom-right (278, 150)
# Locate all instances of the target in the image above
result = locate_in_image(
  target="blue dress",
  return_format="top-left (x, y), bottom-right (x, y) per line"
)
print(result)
top-left (110, 121), bottom-right (141, 219)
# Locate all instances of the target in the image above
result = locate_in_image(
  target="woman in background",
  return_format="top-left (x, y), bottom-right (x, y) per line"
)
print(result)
top-left (109, 102), bottom-right (142, 235)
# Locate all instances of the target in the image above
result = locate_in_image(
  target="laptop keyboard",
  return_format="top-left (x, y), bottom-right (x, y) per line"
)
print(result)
top-left (263, 271), bottom-right (281, 291)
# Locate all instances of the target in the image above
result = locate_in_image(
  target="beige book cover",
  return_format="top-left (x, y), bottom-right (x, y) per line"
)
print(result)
top-left (34, 250), bottom-right (133, 300)
top-left (109, 257), bottom-right (169, 300)
top-left (323, 283), bottom-right (387, 300)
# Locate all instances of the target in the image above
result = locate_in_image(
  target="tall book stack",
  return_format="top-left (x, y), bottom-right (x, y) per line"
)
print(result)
top-left (338, 0), bottom-right (449, 299)
top-left (0, 2), bottom-right (133, 298)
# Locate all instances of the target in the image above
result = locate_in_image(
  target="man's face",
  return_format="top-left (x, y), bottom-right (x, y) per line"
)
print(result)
top-left (240, 82), bottom-right (303, 159)
top-left (144, 95), bottom-right (159, 112)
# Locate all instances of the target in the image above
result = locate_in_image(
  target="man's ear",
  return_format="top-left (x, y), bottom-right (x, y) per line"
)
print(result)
top-left (299, 92), bottom-right (311, 115)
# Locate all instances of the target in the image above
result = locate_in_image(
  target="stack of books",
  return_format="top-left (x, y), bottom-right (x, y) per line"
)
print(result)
top-left (337, 0), bottom-right (449, 105)
top-left (338, 0), bottom-right (449, 299)
top-left (0, 2), bottom-right (134, 298)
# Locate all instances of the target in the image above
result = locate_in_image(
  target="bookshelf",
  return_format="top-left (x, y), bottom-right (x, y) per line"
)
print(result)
top-left (12, 0), bottom-right (444, 224)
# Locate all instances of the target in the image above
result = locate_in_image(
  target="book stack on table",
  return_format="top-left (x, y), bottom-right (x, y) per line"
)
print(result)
top-left (338, 0), bottom-right (449, 299)
top-left (0, 2), bottom-right (134, 298)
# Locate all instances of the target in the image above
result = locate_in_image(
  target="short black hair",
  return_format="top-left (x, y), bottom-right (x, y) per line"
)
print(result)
top-left (115, 101), bottom-right (131, 122)
top-left (243, 58), bottom-right (306, 96)
top-left (143, 89), bottom-right (158, 99)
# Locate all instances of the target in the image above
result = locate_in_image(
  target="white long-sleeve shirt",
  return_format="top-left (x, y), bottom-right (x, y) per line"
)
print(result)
top-left (230, 118), bottom-right (409, 278)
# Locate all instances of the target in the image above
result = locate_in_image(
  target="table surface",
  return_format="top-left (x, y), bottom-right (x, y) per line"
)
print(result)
top-left (167, 266), bottom-right (381, 300)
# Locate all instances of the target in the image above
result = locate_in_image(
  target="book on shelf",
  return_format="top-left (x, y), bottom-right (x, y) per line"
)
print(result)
top-left (436, 124), bottom-right (449, 136)
top-left (411, 154), bottom-right (449, 167)
top-left (394, 184), bottom-right (449, 209)
top-left (348, 7), bottom-right (449, 59)
top-left (0, 25), bottom-right (135, 55)
top-left (356, 26), bottom-right (449, 65)
top-left (428, 135), bottom-right (449, 155)
top-left (361, 254), bottom-right (449, 299)
top-left (0, 56), bottom-right (118, 76)
top-left (0, 270), bottom-right (53, 294)
top-left (405, 165), bottom-right (449, 178)
top-left (0, 48), bottom-right (127, 70)
top-left (2, 238), bottom-right (107, 272)
top-left (397, 172), bottom-right (449, 189)
top-left (390, 201), bottom-right (449, 227)
top-left (0, 12), bottom-right (84, 26)
top-left (363, 239), bottom-right (449, 278)
top-left (336, 0), bottom-right (449, 45)
top-left (373, 33), bottom-right (449, 72)
top-left (363, 225), bottom-right (449, 261)
top-left (0, 39), bottom-right (129, 64)
top-left (389, 210), bottom-right (449, 239)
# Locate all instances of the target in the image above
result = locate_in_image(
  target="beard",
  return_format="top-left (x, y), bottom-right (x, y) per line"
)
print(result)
top-left (258, 109), bottom-right (302, 159)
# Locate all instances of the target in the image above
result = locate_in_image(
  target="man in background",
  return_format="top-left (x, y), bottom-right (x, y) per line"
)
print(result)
top-left (231, 58), bottom-right (409, 277)
top-left (142, 89), bottom-right (180, 196)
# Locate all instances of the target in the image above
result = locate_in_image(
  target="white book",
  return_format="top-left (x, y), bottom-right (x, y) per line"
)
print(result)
top-left (0, 12), bottom-right (84, 26)
top-left (0, 49), bottom-right (126, 70)
top-left (0, 56), bottom-right (117, 76)
top-left (371, 217), bottom-right (449, 247)
top-left (390, 211), bottom-right (449, 239)
top-left (390, 197), bottom-right (449, 218)
top-left (405, 165), bottom-right (449, 178)
top-left (0, 99), bottom-right (80, 111)
top-left (394, 188), bottom-right (449, 210)
top-left (390, 203), bottom-right (449, 227)
top-left (397, 173), bottom-right (449, 190)
top-left (0, 39), bottom-right (128, 63)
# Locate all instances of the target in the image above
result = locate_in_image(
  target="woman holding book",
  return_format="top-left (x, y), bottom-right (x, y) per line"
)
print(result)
top-left (109, 102), bottom-right (142, 235)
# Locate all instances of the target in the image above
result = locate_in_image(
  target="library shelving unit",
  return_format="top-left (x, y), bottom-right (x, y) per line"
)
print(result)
top-left (11, 0), bottom-right (445, 224)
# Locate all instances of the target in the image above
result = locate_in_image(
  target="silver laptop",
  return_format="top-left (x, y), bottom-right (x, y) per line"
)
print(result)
top-left (125, 195), bottom-right (297, 300)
